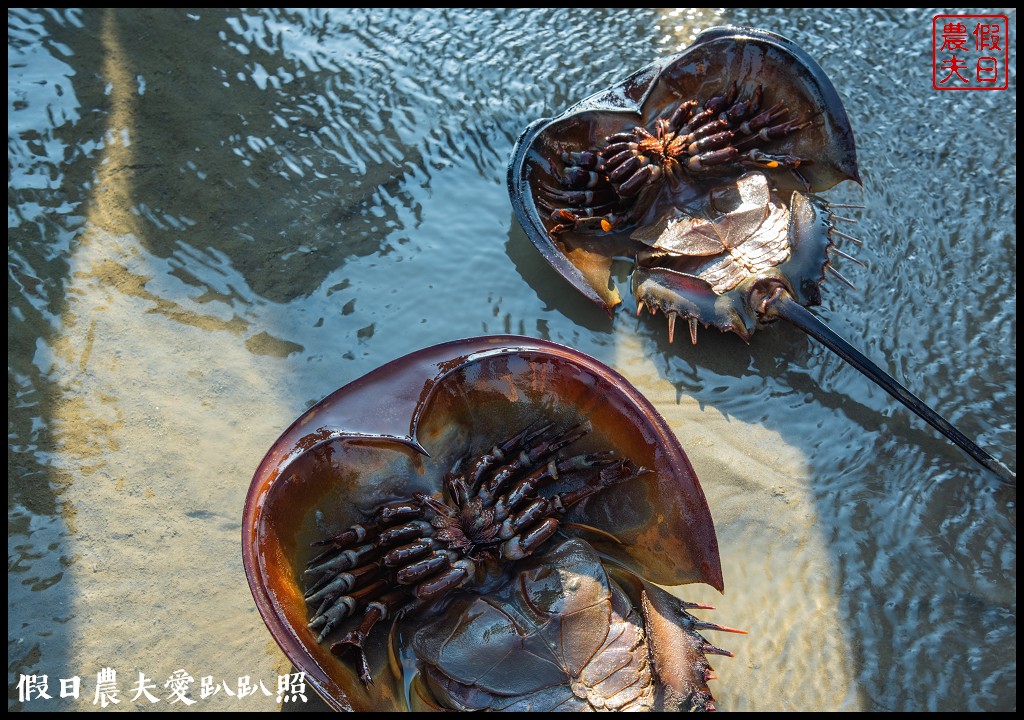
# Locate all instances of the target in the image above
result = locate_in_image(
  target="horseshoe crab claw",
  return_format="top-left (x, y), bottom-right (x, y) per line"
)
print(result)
top-left (242, 336), bottom-right (732, 711)
top-left (508, 27), bottom-right (1014, 484)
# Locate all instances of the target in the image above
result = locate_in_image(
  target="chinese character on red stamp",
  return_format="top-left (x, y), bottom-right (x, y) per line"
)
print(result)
top-left (933, 14), bottom-right (1009, 90)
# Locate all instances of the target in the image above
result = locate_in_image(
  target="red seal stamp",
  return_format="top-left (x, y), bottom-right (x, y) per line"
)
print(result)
top-left (933, 14), bottom-right (1009, 90)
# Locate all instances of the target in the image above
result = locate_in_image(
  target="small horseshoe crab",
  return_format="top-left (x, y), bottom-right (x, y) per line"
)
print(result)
top-left (508, 27), bottom-right (1014, 484)
top-left (243, 337), bottom-right (739, 711)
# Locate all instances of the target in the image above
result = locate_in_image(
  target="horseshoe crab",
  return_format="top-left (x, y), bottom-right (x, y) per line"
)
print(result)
top-left (507, 26), bottom-right (1014, 484)
top-left (242, 336), bottom-right (738, 711)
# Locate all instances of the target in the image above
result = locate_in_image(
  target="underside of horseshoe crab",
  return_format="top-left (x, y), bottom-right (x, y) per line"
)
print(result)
top-left (508, 26), bottom-right (1014, 484)
top-left (243, 337), bottom-right (737, 711)
top-left (302, 422), bottom-right (651, 682)
top-left (508, 26), bottom-right (859, 324)
top-left (410, 537), bottom-right (734, 711)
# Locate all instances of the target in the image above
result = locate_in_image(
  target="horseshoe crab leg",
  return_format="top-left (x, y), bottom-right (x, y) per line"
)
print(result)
top-left (761, 289), bottom-right (1015, 485)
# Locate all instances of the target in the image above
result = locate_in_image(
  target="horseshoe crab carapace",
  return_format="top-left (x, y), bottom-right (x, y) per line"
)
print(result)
top-left (242, 336), bottom-right (740, 711)
top-left (507, 26), bottom-right (1014, 484)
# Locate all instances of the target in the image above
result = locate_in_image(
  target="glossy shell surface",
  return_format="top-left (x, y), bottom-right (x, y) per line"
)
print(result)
top-left (242, 336), bottom-right (721, 710)
top-left (508, 26), bottom-right (859, 317)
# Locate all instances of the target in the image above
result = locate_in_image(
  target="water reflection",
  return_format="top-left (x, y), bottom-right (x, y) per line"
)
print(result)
top-left (7, 6), bottom-right (1014, 712)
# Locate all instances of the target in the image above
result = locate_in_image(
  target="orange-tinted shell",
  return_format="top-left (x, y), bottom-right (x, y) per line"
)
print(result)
top-left (508, 26), bottom-right (859, 313)
top-left (242, 336), bottom-right (721, 710)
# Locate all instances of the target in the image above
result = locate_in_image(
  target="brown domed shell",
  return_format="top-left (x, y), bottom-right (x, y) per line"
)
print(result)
top-left (508, 26), bottom-right (859, 311)
top-left (242, 335), bottom-right (722, 710)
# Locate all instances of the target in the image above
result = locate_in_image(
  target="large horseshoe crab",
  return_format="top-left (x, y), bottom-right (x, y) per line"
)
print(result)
top-left (507, 26), bottom-right (1014, 484)
top-left (242, 336), bottom-right (739, 711)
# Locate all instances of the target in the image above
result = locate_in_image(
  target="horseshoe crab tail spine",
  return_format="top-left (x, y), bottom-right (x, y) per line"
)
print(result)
top-left (765, 291), bottom-right (1015, 485)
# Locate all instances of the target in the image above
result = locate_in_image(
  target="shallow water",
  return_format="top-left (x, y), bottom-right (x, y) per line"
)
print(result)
top-left (8, 7), bottom-right (1015, 712)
